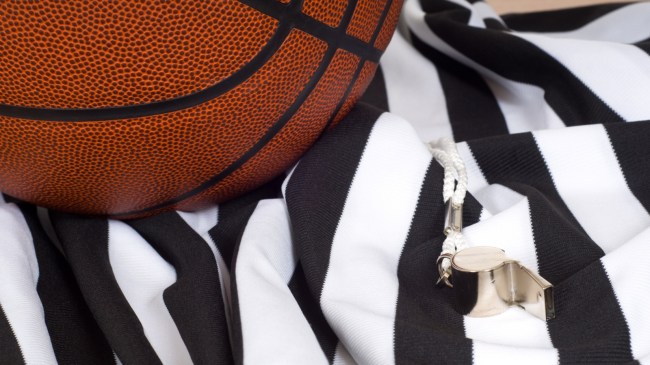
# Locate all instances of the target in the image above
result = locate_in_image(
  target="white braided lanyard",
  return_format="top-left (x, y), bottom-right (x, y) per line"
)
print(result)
top-left (427, 138), bottom-right (468, 287)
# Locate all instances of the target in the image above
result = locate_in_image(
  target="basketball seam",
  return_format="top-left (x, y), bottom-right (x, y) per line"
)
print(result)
top-left (111, 0), bottom-right (360, 217)
top-left (324, 0), bottom-right (396, 131)
top-left (240, 0), bottom-right (382, 62)
top-left (0, 0), bottom-right (383, 122)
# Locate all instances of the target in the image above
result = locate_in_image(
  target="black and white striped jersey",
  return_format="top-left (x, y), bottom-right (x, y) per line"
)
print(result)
top-left (2, 0), bottom-right (650, 364)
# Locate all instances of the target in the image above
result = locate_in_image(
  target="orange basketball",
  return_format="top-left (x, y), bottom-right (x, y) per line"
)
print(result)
top-left (0, 0), bottom-right (403, 218)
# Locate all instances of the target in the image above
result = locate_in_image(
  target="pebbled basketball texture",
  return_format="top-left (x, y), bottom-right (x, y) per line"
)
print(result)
top-left (0, 0), bottom-right (403, 218)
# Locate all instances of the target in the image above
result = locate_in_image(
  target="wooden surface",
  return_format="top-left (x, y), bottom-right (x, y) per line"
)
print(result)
top-left (486, 0), bottom-right (636, 13)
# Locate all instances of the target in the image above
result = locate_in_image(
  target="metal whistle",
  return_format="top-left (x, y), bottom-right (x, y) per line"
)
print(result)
top-left (450, 246), bottom-right (555, 321)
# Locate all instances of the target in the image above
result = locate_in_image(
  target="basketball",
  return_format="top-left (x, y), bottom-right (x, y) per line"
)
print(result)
top-left (0, 0), bottom-right (402, 217)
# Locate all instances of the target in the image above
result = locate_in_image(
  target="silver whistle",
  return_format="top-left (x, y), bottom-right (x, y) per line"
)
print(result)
top-left (450, 246), bottom-right (555, 321)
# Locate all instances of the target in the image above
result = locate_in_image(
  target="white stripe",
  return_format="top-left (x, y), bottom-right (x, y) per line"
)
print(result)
top-left (478, 207), bottom-right (492, 222)
top-left (522, 3), bottom-right (650, 44)
top-left (472, 341), bottom-right (559, 365)
top-left (468, 308), bottom-right (554, 353)
top-left (320, 113), bottom-right (432, 365)
top-left (472, 2), bottom-right (502, 24)
top-left (534, 124), bottom-right (650, 253)
top-left (332, 343), bottom-right (358, 365)
top-left (236, 199), bottom-right (328, 365)
top-left (177, 208), bottom-right (233, 332)
top-left (108, 220), bottom-right (192, 365)
top-left (601, 226), bottom-right (650, 361)
top-left (457, 141), bottom-right (489, 193)
top-left (456, 141), bottom-right (492, 222)
top-left (463, 195), bottom-right (554, 358)
top-left (282, 162), bottom-right (299, 197)
top-left (0, 203), bottom-right (57, 365)
top-left (442, 0), bottom-right (486, 28)
top-left (483, 77), bottom-right (565, 133)
top-left (513, 32), bottom-right (650, 122)
top-left (469, 184), bottom-right (529, 234)
top-left (403, 0), bottom-right (566, 133)
top-left (381, 31), bottom-right (454, 141)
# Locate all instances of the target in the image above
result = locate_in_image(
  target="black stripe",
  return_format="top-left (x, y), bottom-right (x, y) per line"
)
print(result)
top-left (467, 134), bottom-right (635, 363)
top-left (424, 13), bottom-right (626, 125)
top-left (228, 201), bottom-right (259, 365)
top-left (420, 0), bottom-right (469, 13)
top-left (483, 18), bottom-right (508, 31)
top-left (518, 187), bottom-right (602, 284)
top-left (634, 41), bottom-right (650, 58)
top-left (0, 304), bottom-right (24, 365)
top-left (501, 3), bottom-right (632, 32)
top-left (127, 213), bottom-right (233, 365)
top-left (209, 175), bottom-right (284, 271)
top-left (605, 121), bottom-right (650, 213)
top-left (0, 0), bottom-right (382, 122)
top-left (411, 32), bottom-right (509, 141)
top-left (288, 262), bottom-right (339, 363)
top-left (552, 261), bottom-right (636, 364)
top-left (48, 213), bottom-right (163, 365)
top-left (394, 160), bottom-right (475, 365)
top-left (16, 203), bottom-right (114, 365)
top-left (285, 103), bottom-right (382, 302)
top-left (359, 65), bottom-right (389, 111)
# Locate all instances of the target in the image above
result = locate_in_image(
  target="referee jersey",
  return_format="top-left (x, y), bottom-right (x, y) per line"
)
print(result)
top-left (1, 0), bottom-right (650, 364)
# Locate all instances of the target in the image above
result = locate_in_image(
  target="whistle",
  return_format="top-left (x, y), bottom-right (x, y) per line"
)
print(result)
top-left (451, 246), bottom-right (555, 321)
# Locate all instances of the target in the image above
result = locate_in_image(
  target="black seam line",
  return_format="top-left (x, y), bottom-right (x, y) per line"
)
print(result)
top-left (111, 0), bottom-right (358, 217)
top-left (0, 0), bottom-right (381, 122)
top-left (323, 0), bottom-right (395, 131)
top-left (241, 0), bottom-right (382, 62)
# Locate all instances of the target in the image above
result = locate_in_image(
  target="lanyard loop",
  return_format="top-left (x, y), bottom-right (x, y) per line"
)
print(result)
top-left (427, 139), bottom-right (467, 287)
